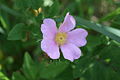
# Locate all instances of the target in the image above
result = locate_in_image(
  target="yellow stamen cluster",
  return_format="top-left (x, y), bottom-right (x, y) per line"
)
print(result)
top-left (55, 32), bottom-right (67, 45)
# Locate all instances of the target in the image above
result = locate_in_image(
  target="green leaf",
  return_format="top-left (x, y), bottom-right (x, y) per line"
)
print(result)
top-left (39, 61), bottom-right (70, 79)
top-left (14, 0), bottom-right (43, 10)
top-left (83, 61), bottom-right (120, 80)
top-left (76, 17), bottom-right (120, 43)
top-left (7, 23), bottom-right (26, 40)
top-left (73, 56), bottom-right (93, 78)
top-left (99, 42), bottom-right (120, 73)
top-left (86, 35), bottom-right (103, 52)
top-left (99, 8), bottom-right (120, 22)
top-left (74, 41), bottom-right (120, 80)
top-left (74, 59), bottom-right (120, 80)
top-left (12, 53), bottom-right (71, 80)
top-left (12, 72), bottom-right (26, 80)
top-left (48, 0), bottom-right (60, 17)
top-left (54, 65), bottom-right (73, 80)
top-left (0, 15), bottom-right (8, 31)
top-left (0, 4), bottom-right (21, 17)
top-left (22, 52), bottom-right (38, 80)
top-left (11, 52), bottom-right (40, 80)
top-left (0, 72), bottom-right (9, 80)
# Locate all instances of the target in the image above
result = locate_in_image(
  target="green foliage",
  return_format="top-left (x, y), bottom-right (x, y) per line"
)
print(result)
top-left (0, 72), bottom-right (9, 80)
top-left (12, 72), bottom-right (26, 80)
top-left (7, 23), bottom-right (26, 40)
top-left (73, 42), bottom-right (120, 80)
top-left (39, 62), bottom-right (69, 79)
top-left (99, 8), bottom-right (120, 22)
top-left (12, 53), bottom-right (72, 80)
top-left (48, 0), bottom-right (60, 17)
top-left (0, 0), bottom-right (120, 80)
top-left (76, 17), bottom-right (120, 43)
top-left (14, 0), bottom-right (43, 10)
top-left (22, 52), bottom-right (38, 80)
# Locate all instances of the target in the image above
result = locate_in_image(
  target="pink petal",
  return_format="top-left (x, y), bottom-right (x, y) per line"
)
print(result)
top-left (59, 12), bottom-right (76, 32)
top-left (60, 43), bottom-right (81, 62)
top-left (41, 19), bottom-right (57, 39)
top-left (67, 28), bottom-right (88, 47)
top-left (41, 38), bottom-right (60, 59)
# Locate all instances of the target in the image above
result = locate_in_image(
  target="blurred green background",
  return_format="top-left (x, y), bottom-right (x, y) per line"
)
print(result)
top-left (0, 0), bottom-right (120, 80)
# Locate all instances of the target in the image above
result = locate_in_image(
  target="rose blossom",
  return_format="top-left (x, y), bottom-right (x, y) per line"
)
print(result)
top-left (41, 12), bottom-right (88, 62)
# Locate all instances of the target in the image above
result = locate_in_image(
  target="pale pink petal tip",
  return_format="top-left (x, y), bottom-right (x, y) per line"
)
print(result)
top-left (41, 18), bottom-right (57, 39)
top-left (67, 28), bottom-right (88, 47)
top-left (60, 43), bottom-right (81, 62)
top-left (59, 12), bottom-right (76, 32)
top-left (41, 39), bottom-right (60, 59)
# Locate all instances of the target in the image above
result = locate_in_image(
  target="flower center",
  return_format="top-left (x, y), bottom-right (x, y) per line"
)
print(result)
top-left (55, 32), bottom-right (67, 45)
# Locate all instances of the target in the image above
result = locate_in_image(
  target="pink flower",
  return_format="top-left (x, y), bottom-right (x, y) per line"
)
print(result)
top-left (41, 12), bottom-right (88, 62)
